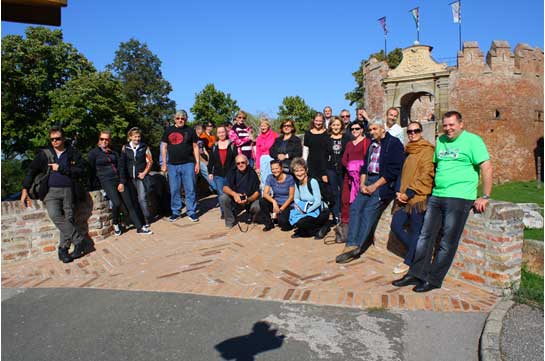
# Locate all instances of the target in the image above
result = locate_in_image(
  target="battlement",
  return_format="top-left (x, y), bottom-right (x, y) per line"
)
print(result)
top-left (458, 40), bottom-right (544, 76)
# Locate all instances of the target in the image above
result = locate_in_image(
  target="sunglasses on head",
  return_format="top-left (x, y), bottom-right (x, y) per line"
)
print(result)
top-left (407, 129), bottom-right (422, 135)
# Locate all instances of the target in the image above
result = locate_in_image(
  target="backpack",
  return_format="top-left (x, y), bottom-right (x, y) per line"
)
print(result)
top-left (28, 148), bottom-right (55, 200)
top-left (296, 177), bottom-right (335, 210)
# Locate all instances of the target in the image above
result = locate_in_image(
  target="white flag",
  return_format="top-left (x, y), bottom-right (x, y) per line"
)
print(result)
top-left (451, 1), bottom-right (461, 23)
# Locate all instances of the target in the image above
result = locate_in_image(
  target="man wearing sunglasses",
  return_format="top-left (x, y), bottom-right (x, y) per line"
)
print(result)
top-left (161, 110), bottom-right (200, 223)
top-left (20, 127), bottom-right (86, 263)
top-left (219, 155), bottom-right (261, 228)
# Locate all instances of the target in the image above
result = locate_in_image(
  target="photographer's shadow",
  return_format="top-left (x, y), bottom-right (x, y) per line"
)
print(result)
top-left (214, 321), bottom-right (285, 361)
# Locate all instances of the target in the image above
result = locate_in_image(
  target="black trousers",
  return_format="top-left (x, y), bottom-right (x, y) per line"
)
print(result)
top-left (294, 209), bottom-right (329, 236)
top-left (258, 198), bottom-right (292, 230)
top-left (101, 180), bottom-right (143, 230)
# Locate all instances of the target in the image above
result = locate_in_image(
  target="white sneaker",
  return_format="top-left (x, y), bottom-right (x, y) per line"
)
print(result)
top-left (113, 224), bottom-right (122, 236)
top-left (393, 262), bottom-right (410, 274)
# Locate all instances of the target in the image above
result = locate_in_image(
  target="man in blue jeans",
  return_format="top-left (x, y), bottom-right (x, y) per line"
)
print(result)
top-left (161, 110), bottom-right (200, 222)
top-left (336, 118), bottom-right (404, 264)
top-left (392, 111), bottom-right (493, 292)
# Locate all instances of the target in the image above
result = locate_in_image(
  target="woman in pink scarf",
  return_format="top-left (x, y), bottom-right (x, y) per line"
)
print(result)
top-left (255, 118), bottom-right (278, 189)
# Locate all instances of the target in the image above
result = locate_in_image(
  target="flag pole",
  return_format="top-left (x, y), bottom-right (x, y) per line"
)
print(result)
top-left (458, 0), bottom-right (462, 51)
top-left (384, 32), bottom-right (387, 56)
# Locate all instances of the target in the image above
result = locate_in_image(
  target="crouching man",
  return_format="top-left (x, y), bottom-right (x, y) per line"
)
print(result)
top-left (20, 127), bottom-right (86, 263)
top-left (219, 155), bottom-right (261, 228)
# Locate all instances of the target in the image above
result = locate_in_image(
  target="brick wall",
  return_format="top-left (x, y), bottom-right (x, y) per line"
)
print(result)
top-left (374, 200), bottom-right (523, 296)
top-left (1, 190), bottom-right (113, 263)
top-left (449, 41), bottom-right (544, 183)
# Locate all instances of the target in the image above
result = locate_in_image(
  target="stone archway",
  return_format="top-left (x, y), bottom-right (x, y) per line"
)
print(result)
top-left (399, 91), bottom-right (435, 127)
top-left (382, 45), bottom-right (451, 128)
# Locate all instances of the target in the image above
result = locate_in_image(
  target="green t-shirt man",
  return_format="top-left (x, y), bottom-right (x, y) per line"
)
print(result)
top-left (432, 130), bottom-right (490, 200)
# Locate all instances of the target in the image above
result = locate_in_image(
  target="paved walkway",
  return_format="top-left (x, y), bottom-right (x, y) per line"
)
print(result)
top-left (2, 203), bottom-right (499, 312)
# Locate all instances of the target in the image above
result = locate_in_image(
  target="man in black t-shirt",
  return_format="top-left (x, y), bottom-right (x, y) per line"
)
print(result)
top-left (161, 110), bottom-right (201, 222)
top-left (219, 154), bottom-right (261, 228)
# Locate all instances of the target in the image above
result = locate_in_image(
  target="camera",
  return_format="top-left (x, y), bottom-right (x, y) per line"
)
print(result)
top-left (240, 194), bottom-right (247, 201)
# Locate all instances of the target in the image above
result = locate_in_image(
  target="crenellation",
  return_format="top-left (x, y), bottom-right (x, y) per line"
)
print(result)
top-left (486, 40), bottom-right (515, 73)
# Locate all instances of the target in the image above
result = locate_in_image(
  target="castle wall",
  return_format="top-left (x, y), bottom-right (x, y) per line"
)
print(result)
top-left (362, 58), bottom-right (389, 119)
top-left (450, 41), bottom-right (544, 182)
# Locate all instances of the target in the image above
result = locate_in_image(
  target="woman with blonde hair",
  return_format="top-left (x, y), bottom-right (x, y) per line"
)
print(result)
top-left (119, 127), bottom-right (154, 228)
top-left (255, 117), bottom-right (278, 189)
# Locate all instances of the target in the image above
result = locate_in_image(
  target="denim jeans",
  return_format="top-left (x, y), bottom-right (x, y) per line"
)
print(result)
top-left (326, 168), bottom-right (343, 222)
top-left (130, 178), bottom-right (151, 224)
top-left (200, 160), bottom-right (216, 191)
top-left (167, 162), bottom-right (197, 217)
top-left (213, 176), bottom-right (226, 214)
top-left (390, 206), bottom-right (425, 266)
top-left (346, 175), bottom-right (390, 248)
top-left (101, 180), bottom-right (144, 230)
top-left (408, 196), bottom-right (474, 287)
top-left (259, 155), bottom-right (273, 191)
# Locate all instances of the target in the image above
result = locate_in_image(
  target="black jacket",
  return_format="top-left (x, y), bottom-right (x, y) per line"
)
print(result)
top-left (119, 142), bottom-right (151, 183)
top-left (269, 135), bottom-right (303, 171)
top-left (88, 147), bottom-right (122, 186)
top-left (22, 145), bottom-right (84, 201)
top-left (208, 142), bottom-right (237, 178)
top-left (360, 132), bottom-right (404, 200)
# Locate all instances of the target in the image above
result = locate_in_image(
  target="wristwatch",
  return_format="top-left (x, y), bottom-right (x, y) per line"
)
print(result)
top-left (481, 195), bottom-right (490, 199)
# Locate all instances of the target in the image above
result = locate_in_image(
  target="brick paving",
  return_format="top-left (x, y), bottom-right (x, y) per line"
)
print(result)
top-left (2, 203), bottom-right (499, 312)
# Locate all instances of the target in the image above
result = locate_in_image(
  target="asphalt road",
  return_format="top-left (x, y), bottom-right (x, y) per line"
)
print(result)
top-left (2, 288), bottom-right (486, 361)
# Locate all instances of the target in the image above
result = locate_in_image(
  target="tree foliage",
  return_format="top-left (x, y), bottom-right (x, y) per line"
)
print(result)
top-left (277, 96), bottom-right (316, 133)
top-left (1, 26), bottom-right (95, 158)
top-left (344, 48), bottom-right (403, 108)
top-left (191, 83), bottom-right (240, 126)
top-left (107, 38), bottom-right (176, 148)
top-left (49, 71), bottom-right (136, 155)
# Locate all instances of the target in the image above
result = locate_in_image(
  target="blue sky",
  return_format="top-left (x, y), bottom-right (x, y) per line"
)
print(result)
top-left (2, 0), bottom-right (543, 120)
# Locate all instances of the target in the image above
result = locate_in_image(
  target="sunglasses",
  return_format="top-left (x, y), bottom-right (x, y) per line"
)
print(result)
top-left (407, 129), bottom-right (422, 135)
top-left (99, 137), bottom-right (110, 141)
top-left (175, 117), bottom-right (186, 120)
top-left (236, 161), bottom-right (247, 165)
top-left (341, 115), bottom-right (350, 118)
top-left (351, 127), bottom-right (362, 131)
top-left (282, 124), bottom-right (293, 128)
top-left (50, 137), bottom-right (62, 142)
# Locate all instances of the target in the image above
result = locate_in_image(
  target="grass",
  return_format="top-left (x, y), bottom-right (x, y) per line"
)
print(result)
top-left (515, 265), bottom-right (544, 308)
top-left (484, 180), bottom-right (544, 241)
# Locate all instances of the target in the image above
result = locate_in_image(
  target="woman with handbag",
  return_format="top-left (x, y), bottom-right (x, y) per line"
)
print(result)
top-left (119, 127), bottom-right (154, 228)
top-left (269, 119), bottom-right (302, 174)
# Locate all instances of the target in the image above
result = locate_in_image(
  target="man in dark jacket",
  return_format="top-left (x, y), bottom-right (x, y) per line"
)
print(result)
top-left (336, 118), bottom-right (404, 264)
top-left (219, 155), bottom-right (261, 228)
top-left (20, 127), bottom-right (86, 263)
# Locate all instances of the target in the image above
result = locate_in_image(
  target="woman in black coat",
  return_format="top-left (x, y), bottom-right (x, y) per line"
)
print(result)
top-left (269, 119), bottom-right (302, 174)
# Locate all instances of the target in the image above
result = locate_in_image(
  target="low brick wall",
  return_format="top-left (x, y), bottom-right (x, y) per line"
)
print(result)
top-left (1, 191), bottom-right (113, 263)
top-left (375, 200), bottom-right (524, 296)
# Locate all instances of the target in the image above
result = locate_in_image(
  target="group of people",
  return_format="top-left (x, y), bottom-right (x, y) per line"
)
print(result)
top-left (21, 106), bottom-right (493, 294)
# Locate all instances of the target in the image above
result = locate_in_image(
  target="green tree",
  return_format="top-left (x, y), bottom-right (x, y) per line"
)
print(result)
top-left (277, 96), bottom-right (316, 133)
top-left (1, 159), bottom-right (25, 199)
top-left (107, 38), bottom-right (176, 148)
top-left (191, 83), bottom-right (240, 126)
top-left (49, 71), bottom-right (136, 155)
top-left (1, 26), bottom-right (95, 159)
top-left (344, 48), bottom-right (403, 107)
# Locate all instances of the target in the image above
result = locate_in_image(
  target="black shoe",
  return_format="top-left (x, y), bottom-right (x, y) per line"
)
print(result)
top-left (58, 247), bottom-right (73, 264)
top-left (413, 281), bottom-right (439, 293)
top-left (335, 246), bottom-right (360, 264)
top-left (314, 225), bottom-right (330, 240)
top-left (263, 224), bottom-right (274, 232)
top-left (70, 243), bottom-right (86, 260)
top-left (392, 274), bottom-right (421, 287)
top-left (290, 232), bottom-right (301, 239)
